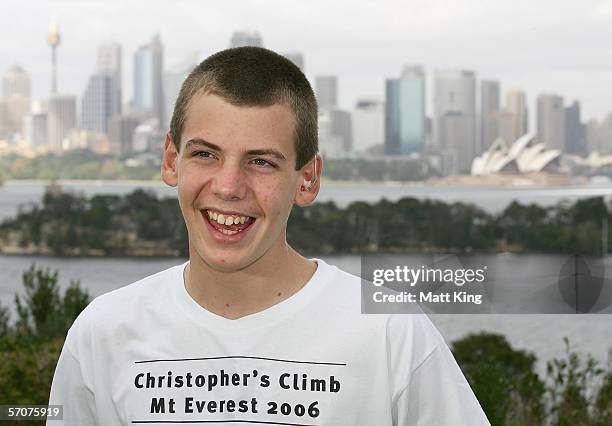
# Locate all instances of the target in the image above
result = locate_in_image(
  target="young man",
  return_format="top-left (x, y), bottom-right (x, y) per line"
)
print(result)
top-left (49, 47), bottom-right (489, 425)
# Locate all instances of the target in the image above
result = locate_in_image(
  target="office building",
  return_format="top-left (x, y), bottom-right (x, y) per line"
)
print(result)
top-left (24, 112), bottom-right (48, 148)
top-left (502, 90), bottom-right (528, 144)
top-left (47, 94), bottom-right (76, 151)
top-left (108, 114), bottom-right (140, 155)
top-left (434, 69), bottom-right (476, 173)
top-left (164, 56), bottom-right (198, 124)
top-left (3, 65), bottom-right (30, 97)
top-left (97, 41), bottom-right (122, 114)
top-left (565, 100), bottom-right (585, 154)
top-left (352, 99), bottom-right (384, 154)
top-left (480, 80), bottom-right (500, 151)
top-left (385, 66), bottom-right (426, 155)
top-left (82, 72), bottom-right (119, 133)
top-left (282, 52), bottom-right (304, 71)
top-left (315, 76), bottom-right (337, 110)
top-left (133, 34), bottom-right (164, 128)
top-left (537, 94), bottom-right (565, 150)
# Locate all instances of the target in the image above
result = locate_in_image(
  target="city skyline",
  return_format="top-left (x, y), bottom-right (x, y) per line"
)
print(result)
top-left (1, 0), bottom-right (611, 123)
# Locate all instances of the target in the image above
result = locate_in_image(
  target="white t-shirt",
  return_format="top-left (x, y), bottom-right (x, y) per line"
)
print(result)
top-left (48, 260), bottom-right (489, 425)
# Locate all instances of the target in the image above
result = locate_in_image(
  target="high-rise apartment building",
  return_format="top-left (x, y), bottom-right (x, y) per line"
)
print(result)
top-left (229, 31), bottom-right (263, 48)
top-left (480, 80), bottom-right (499, 151)
top-left (434, 69), bottom-right (476, 173)
top-left (385, 66), bottom-right (425, 155)
top-left (97, 41), bottom-right (122, 114)
top-left (133, 34), bottom-right (164, 128)
top-left (47, 94), bottom-right (76, 151)
top-left (3, 65), bottom-right (30, 97)
top-left (82, 72), bottom-right (119, 133)
top-left (315, 76), bottom-right (337, 110)
top-left (537, 94), bottom-right (565, 150)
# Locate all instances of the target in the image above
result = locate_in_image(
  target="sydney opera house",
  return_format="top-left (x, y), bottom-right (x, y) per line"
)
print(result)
top-left (430, 133), bottom-right (569, 186)
top-left (471, 133), bottom-right (562, 176)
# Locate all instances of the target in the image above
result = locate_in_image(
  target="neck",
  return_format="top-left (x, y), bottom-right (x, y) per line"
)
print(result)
top-left (184, 243), bottom-right (317, 320)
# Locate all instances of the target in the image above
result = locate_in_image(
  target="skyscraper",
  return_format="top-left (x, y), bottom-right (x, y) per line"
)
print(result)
top-left (133, 34), bottom-right (164, 128)
top-left (565, 100), bottom-right (585, 154)
top-left (537, 94), bottom-right (565, 150)
top-left (97, 41), bottom-right (122, 114)
top-left (2, 65), bottom-right (30, 97)
top-left (1, 65), bottom-right (30, 137)
top-left (47, 94), bottom-right (76, 151)
top-left (82, 72), bottom-right (119, 133)
top-left (108, 114), bottom-right (140, 155)
top-left (229, 31), bottom-right (263, 48)
top-left (504, 90), bottom-right (528, 143)
top-left (434, 70), bottom-right (476, 173)
top-left (164, 55), bottom-right (198, 124)
top-left (480, 80), bottom-right (500, 151)
top-left (385, 66), bottom-right (426, 155)
top-left (24, 112), bottom-right (48, 149)
top-left (315, 76), bottom-right (337, 111)
top-left (352, 99), bottom-right (384, 154)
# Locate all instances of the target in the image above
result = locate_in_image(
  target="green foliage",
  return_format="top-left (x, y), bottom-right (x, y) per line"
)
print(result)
top-left (0, 265), bottom-right (90, 406)
top-left (546, 337), bottom-right (608, 425)
top-left (453, 333), bottom-right (612, 426)
top-left (14, 265), bottom-right (89, 343)
top-left (452, 332), bottom-right (545, 425)
top-left (2, 184), bottom-right (611, 255)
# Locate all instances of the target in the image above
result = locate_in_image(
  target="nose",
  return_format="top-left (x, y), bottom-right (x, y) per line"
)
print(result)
top-left (211, 161), bottom-right (248, 201)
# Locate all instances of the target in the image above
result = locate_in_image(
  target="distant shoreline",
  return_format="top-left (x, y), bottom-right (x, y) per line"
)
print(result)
top-left (2, 178), bottom-right (606, 190)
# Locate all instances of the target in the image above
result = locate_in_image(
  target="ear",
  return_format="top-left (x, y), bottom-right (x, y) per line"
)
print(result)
top-left (161, 133), bottom-right (178, 187)
top-left (294, 154), bottom-right (323, 207)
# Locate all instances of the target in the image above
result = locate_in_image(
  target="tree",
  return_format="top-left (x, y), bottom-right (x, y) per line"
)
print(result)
top-left (14, 264), bottom-right (90, 343)
top-left (452, 332), bottom-right (545, 425)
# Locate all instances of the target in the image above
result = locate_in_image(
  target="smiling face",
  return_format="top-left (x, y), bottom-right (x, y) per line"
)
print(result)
top-left (162, 93), bottom-right (320, 273)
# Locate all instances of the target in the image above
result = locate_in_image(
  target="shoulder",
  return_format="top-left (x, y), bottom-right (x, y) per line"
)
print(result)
top-left (317, 259), bottom-right (445, 361)
top-left (62, 262), bottom-right (186, 356)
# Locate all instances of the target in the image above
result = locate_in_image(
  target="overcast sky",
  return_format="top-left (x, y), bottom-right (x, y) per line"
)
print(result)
top-left (2, 0), bottom-right (612, 123)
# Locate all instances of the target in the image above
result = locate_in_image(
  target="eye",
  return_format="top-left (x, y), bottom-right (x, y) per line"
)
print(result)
top-left (250, 158), bottom-right (276, 168)
top-left (193, 151), bottom-right (216, 159)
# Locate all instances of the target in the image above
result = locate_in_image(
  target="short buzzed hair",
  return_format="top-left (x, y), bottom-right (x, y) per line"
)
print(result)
top-left (169, 47), bottom-right (318, 170)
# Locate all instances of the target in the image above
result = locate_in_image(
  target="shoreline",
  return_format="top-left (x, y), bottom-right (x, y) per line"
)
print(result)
top-left (3, 178), bottom-right (611, 190)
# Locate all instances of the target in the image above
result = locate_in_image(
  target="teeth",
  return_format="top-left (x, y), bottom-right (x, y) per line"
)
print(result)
top-left (207, 210), bottom-right (252, 225)
top-left (221, 229), bottom-right (238, 235)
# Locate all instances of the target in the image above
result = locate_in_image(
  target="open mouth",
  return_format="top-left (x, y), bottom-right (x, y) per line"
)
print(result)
top-left (202, 209), bottom-right (256, 236)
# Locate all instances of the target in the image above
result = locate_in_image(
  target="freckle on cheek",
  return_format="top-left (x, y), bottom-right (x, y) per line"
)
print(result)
top-left (225, 303), bottom-right (230, 308)
top-left (277, 292), bottom-right (282, 297)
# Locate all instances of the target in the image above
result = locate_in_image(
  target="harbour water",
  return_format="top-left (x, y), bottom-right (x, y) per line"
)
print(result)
top-left (0, 253), bottom-right (609, 376)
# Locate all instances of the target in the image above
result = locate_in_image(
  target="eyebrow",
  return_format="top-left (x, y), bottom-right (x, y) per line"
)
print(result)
top-left (184, 138), bottom-right (287, 161)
